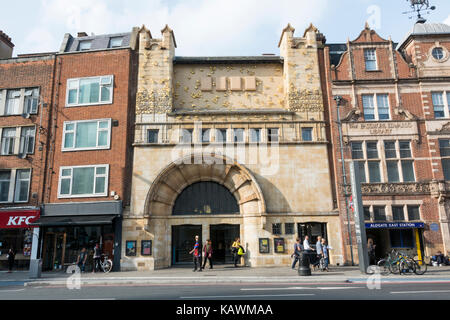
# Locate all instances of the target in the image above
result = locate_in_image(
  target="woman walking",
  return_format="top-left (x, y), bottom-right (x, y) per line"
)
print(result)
top-left (202, 239), bottom-right (213, 270)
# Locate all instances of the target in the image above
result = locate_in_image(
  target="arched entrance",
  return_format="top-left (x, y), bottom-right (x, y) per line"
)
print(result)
top-left (144, 154), bottom-right (266, 268)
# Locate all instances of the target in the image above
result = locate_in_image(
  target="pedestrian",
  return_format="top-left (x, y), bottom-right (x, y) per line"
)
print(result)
top-left (314, 236), bottom-right (323, 270)
top-left (321, 238), bottom-right (331, 271)
top-left (76, 247), bottom-right (88, 272)
top-left (231, 238), bottom-right (241, 267)
top-left (303, 235), bottom-right (315, 268)
top-left (189, 235), bottom-right (202, 272)
top-left (291, 238), bottom-right (302, 269)
top-left (367, 238), bottom-right (376, 265)
top-left (92, 243), bottom-right (102, 273)
top-left (7, 248), bottom-right (15, 273)
top-left (202, 239), bottom-right (213, 270)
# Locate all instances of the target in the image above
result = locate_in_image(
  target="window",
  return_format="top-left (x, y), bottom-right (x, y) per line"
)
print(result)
top-left (63, 119), bottom-right (111, 151)
top-left (268, 128), bottom-right (279, 142)
top-left (440, 139), bottom-right (450, 180)
top-left (302, 128), bottom-right (313, 141)
top-left (373, 206), bottom-right (386, 221)
top-left (233, 128), bottom-right (244, 143)
top-left (386, 161), bottom-right (400, 182)
top-left (368, 161), bottom-right (381, 182)
top-left (24, 88), bottom-right (39, 114)
top-left (364, 49), bottom-right (377, 71)
top-left (363, 206), bottom-right (371, 221)
top-left (357, 161), bottom-right (366, 183)
top-left (201, 129), bottom-right (210, 143)
top-left (180, 129), bottom-right (193, 143)
top-left (392, 206), bottom-right (405, 221)
top-left (432, 92), bottom-right (450, 119)
top-left (285, 223), bottom-right (295, 235)
top-left (109, 37), bottom-right (123, 48)
top-left (249, 128), bottom-right (261, 143)
top-left (1, 128), bottom-right (16, 155)
top-left (147, 129), bottom-right (159, 143)
top-left (5, 90), bottom-right (21, 115)
top-left (0, 169), bottom-right (31, 203)
top-left (362, 94), bottom-right (390, 121)
top-left (215, 129), bottom-right (227, 143)
top-left (390, 229), bottom-right (414, 248)
top-left (384, 141), bottom-right (396, 158)
top-left (19, 127), bottom-right (35, 155)
top-left (58, 165), bottom-right (108, 198)
top-left (272, 223), bottom-right (282, 235)
top-left (14, 169), bottom-right (31, 202)
top-left (66, 76), bottom-right (113, 106)
top-left (385, 140), bottom-right (415, 182)
top-left (432, 47), bottom-right (444, 60)
top-left (351, 142), bottom-right (364, 159)
top-left (407, 205), bottom-right (420, 221)
top-left (78, 40), bottom-right (92, 51)
top-left (366, 142), bottom-right (378, 159)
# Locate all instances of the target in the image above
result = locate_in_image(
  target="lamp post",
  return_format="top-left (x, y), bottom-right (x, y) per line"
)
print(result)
top-left (334, 95), bottom-right (354, 266)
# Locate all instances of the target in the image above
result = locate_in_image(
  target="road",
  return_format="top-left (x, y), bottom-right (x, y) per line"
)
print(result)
top-left (1, 281), bottom-right (450, 300)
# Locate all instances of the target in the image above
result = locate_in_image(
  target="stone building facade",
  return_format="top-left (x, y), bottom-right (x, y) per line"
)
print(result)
top-left (121, 24), bottom-right (343, 270)
top-left (323, 22), bottom-right (450, 265)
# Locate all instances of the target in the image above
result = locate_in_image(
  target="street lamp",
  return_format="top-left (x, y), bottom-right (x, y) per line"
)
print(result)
top-left (334, 95), bottom-right (354, 266)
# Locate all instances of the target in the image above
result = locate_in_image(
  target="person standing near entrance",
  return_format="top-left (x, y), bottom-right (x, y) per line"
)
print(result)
top-left (76, 247), bottom-right (88, 272)
top-left (314, 236), bottom-right (323, 270)
top-left (367, 238), bottom-right (376, 265)
top-left (231, 238), bottom-right (241, 267)
top-left (7, 248), bottom-right (15, 273)
top-left (189, 235), bottom-right (202, 272)
top-left (92, 243), bottom-right (101, 273)
top-left (202, 239), bottom-right (213, 270)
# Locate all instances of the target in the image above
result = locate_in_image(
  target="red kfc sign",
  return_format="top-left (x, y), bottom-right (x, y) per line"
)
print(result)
top-left (0, 210), bottom-right (40, 229)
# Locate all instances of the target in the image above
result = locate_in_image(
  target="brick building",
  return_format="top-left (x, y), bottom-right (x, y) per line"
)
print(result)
top-left (32, 30), bottom-right (139, 271)
top-left (323, 21), bottom-right (450, 265)
top-left (0, 31), bottom-right (55, 269)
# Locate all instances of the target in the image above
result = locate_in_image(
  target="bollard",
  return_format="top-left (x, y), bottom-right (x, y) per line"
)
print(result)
top-left (298, 251), bottom-right (311, 276)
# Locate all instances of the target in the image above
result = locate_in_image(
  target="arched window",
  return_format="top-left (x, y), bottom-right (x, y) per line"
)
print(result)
top-left (172, 182), bottom-right (239, 215)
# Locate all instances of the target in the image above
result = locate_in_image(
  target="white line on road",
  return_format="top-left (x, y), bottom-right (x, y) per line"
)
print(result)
top-left (391, 290), bottom-right (450, 294)
top-left (180, 293), bottom-right (315, 299)
top-left (0, 289), bottom-right (25, 292)
top-left (241, 286), bottom-right (365, 291)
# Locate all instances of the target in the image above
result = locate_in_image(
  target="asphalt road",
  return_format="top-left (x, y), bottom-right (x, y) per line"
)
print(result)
top-left (1, 281), bottom-right (450, 300)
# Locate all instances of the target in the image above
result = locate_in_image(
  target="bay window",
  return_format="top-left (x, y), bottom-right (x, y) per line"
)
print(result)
top-left (58, 165), bottom-right (109, 198)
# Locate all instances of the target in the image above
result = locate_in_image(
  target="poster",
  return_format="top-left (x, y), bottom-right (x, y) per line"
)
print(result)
top-left (274, 238), bottom-right (285, 253)
top-left (125, 240), bottom-right (137, 256)
top-left (259, 238), bottom-right (270, 253)
top-left (141, 240), bottom-right (152, 256)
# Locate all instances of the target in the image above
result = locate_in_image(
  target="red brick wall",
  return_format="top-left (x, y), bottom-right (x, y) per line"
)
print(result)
top-left (0, 56), bottom-right (55, 207)
top-left (46, 49), bottom-right (135, 205)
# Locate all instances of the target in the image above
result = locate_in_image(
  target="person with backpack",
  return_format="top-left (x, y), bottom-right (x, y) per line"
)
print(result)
top-left (231, 238), bottom-right (244, 267)
top-left (189, 235), bottom-right (202, 272)
top-left (202, 239), bottom-right (213, 270)
top-left (291, 238), bottom-right (303, 269)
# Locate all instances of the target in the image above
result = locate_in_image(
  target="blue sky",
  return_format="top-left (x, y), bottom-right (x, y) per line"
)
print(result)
top-left (1, 0), bottom-right (449, 57)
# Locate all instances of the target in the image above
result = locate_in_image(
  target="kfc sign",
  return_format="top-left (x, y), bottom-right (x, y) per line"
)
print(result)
top-left (0, 210), bottom-right (40, 229)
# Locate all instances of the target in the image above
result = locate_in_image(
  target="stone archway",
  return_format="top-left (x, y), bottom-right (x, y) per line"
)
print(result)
top-left (144, 153), bottom-right (266, 217)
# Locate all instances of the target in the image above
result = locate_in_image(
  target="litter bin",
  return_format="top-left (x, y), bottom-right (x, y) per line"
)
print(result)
top-left (298, 251), bottom-right (311, 276)
top-left (29, 259), bottom-right (42, 279)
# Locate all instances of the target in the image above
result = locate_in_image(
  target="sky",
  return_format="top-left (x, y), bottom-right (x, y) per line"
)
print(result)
top-left (1, 0), bottom-right (449, 57)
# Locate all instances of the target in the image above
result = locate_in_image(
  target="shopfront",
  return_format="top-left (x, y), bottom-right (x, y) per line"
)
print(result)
top-left (0, 208), bottom-right (40, 270)
top-left (32, 201), bottom-right (122, 271)
top-left (365, 222), bottom-right (425, 262)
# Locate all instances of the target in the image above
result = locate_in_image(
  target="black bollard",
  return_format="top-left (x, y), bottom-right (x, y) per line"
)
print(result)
top-left (298, 251), bottom-right (311, 276)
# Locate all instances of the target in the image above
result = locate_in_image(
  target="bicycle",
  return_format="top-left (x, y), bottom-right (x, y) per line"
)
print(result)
top-left (399, 254), bottom-right (427, 275)
top-left (377, 249), bottom-right (401, 275)
top-left (97, 254), bottom-right (113, 273)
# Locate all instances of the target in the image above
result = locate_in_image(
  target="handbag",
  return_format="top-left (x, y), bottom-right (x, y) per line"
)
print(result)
top-left (237, 247), bottom-right (244, 256)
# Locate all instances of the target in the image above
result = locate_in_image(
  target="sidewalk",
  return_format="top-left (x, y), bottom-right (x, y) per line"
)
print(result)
top-left (1, 265), bottom-right (450, 287)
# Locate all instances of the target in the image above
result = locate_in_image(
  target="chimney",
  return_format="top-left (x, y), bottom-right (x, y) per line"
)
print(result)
top-left (0, 30), bottom-right (14, 59)
top-left (77, 32), bottom-right (88, 38)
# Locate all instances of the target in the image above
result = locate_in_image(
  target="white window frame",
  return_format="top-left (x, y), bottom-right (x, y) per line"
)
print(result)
top-left (19, 126), bottom-right (36, 155)
top-left (78, 40), bottom-right (92, 51)
top-left (109, 37), bottom-right (123, 48)
top-left (5, 89), bottom-right (21, 115)
top-left (65, 75), bottom-right (114, 107)
top-left (249, 128), bottom-right (261, 143)
top-left (14, 169), bottom-right (31, 203)
top-left (432, 91), bottom-right (450, 119)
top-left (1, 127), bottom-right (18, 155)
top-left (362, 94), bottom-right (390, 121)
top-left (23, 88), bottom-right (39, 115)
top-left (62, 119), bottom-right (111, 152)
top-left (364, 48), bottom-right (378, 71)
top-left (0, 168), bottom-right (31, 204)
top-left (57, 164), bottom-right (109, 199)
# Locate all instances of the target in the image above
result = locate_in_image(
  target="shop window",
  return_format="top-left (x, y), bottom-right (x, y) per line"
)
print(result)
top-left (147, 129), bottom-right (159, 143)
top-left (373, 206), bottom-right (386, 221)
top-left (272, 223), bottom-right (282, 235)
top-left (284, 223), bottom-right (295, 235)
top-left (392, 206), bottom-right (405, 221)
top-left (66, 75), bottom-right (113, 106)
top-left (390, 229), bottom-right (414, 248)
top-left (63, 119), bottom-right (111, 151)
top-left (407, 205), bottom-right (420, 221)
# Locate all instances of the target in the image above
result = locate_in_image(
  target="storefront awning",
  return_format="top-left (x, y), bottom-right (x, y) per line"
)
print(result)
top-left (365, 222), bottom-right (424, 229)
top-left (30, 215), bottom-right (117, 227)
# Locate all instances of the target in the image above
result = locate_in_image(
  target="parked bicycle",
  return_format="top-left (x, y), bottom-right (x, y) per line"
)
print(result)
top-left (377, 249), bottom-right (427, 275)
top-left (99, 254), bottom-right (113, 273)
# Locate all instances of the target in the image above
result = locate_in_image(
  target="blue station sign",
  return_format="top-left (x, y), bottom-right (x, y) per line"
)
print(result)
top-left (365, 222), bottom-right (424, 229)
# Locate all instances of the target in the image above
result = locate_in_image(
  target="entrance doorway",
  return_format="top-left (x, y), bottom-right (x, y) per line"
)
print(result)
top-left (210, 224), bottom-right (240, 264)
top-left (172, 225), bottom-right (202, 265)
top-left (42, 232), bottom-right (66, 271)
top-left (297, 222), bottom-right (327, 250)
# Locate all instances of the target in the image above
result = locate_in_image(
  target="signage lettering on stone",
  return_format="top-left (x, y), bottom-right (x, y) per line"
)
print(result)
top-left (346, 122), bottom-right (415, 135)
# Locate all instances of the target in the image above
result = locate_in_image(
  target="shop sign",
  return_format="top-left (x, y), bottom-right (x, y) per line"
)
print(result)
top-left (365, 222), bottom-right (424, 229)
top-left (0, 210), bottom-right (40, 229)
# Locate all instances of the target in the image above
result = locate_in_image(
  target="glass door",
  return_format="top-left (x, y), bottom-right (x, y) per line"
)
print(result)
top-left (42, 232), bottom-right (66, 271)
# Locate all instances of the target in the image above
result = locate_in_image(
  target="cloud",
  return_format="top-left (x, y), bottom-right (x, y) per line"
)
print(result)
top-left (19, 0), bottom-right (330, 55)
top-left (445, 14), bottom-right (450, 26)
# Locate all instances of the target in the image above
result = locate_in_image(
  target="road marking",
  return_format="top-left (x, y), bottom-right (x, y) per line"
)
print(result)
top-left (241, 286), bottom-right (364, 291)
top-left (0, 289), bottom-right (25, 292)
top-left (69, 298), bottom-right (116, 300)
top-left (180, 293), bottom-right (315, 299)
top-left (391, 290), bottom-right (450, 294)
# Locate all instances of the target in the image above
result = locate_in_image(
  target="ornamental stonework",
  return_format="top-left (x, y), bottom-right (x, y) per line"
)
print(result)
top-left (136, 86), bottom-right (172, 114)
top-left (343, 182), bottom-right (431, 195)
top-left (288, 87), bottom-right (324, 112)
